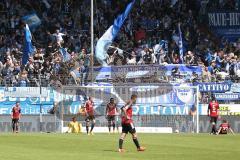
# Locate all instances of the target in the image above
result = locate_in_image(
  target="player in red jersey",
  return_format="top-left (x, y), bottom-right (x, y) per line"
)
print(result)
top-left (217, 119), bottom-right (234, 135)
top-left (11, 102), bottom-right (21, 133)
top-left (105, 98), bottom-right (118, 133)
top-left (207, 97), bottom-right (219, 134)
top-left (118, 94), bottom-right (145, 152)
top-left (84, 97), bottom-right (95, 135)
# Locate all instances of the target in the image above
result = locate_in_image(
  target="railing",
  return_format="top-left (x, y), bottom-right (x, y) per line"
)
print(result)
top-left (0, 73), bottom-right (239, 87)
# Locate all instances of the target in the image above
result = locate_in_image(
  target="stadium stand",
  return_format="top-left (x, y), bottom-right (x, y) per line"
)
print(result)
top-left (0, 0), bottom-right (239, 88)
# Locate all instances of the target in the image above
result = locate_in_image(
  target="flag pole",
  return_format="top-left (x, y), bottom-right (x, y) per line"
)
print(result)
top-left (90, 0), bottom-right (94, 83)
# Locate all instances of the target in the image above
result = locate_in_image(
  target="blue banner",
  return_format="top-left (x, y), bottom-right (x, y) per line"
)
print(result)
top-left (208, 11), bottom-right (240, 41)
top-left (0, 87), bottom-right (54, 114)
top-left (94, 64), bottom-right (202, 81)
top-left (196, 82), bottom-right (231, 92)
top-left (1, 84), bottom-right (239, 115)
top-left (60, 102), bottom-right (197, 116)
top-left (133, 105), bottom-right (204, 115)
top-left (214, 93), bottom-right (240, 101)
top-left (63, 84), bottom-right (196, 108)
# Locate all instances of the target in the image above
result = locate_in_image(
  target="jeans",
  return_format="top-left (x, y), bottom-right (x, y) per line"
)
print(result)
top-left (81, 66), bottom-right (89, 85)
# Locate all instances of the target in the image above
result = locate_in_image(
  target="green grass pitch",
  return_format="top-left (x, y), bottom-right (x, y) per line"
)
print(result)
top-left (0, 133), bottom-right (239, 160)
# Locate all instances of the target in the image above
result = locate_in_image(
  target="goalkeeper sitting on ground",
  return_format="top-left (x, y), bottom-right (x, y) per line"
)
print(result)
top-left (66, 117), bottom-right (82, 133)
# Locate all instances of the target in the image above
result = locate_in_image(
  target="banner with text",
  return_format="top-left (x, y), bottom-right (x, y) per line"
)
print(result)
top-left (200, 104), bottom-right (240, 116)
top-left (214, 93), bottom-right (240, 101)
top-left (195, 82), bottom-right (231, 92)
top-left (208, 11), bottom-right (240, 41)
top-left (0, 87), bottom-right (54, 115)
top-left (94, 64), bottom-right (202, 82)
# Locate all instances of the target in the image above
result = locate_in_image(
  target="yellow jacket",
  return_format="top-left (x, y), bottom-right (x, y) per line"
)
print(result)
top-left (67, 121), bottom-right (82, 133)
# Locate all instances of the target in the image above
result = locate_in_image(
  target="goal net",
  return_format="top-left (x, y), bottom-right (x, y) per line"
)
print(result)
top-left (58, 84), bottom-right (200, 133)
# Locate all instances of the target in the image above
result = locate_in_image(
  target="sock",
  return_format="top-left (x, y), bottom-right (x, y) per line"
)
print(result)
top-left (86, 126), bottom-right (89, 134)
top-left (90, 123), bottom-right (95, 132)
top-left (211, 127), bottom-right (213, 133)
top-left (12, 122), bottom-right (15, 132)
top-left (133, 138), bottom-right (140, 149)
top-left (211, 125), bottom-right (215, 133)
top-left (113, 123), bottom-right (115, 132)
top-left (108, 122), bottom-right (111, 132)
top-left (119, 139), bottom-right (123, 149)
top-left (213, 125), bottom-right (216, 133)
top-left (16, 124), bottom-right (19, 132)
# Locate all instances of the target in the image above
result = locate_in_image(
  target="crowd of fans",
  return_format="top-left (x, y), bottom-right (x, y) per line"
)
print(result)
top-left (0, 0), bottom-right (239, 87)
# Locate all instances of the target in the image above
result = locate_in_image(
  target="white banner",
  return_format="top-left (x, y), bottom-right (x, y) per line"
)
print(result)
top-left (3, 87), bottom-right (49, 98)
top-left (201, 104), bottom-right (240, 116)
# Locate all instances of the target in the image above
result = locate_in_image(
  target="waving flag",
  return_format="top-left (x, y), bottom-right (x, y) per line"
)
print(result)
top-left (59, 47), bottom-right (71, 62)
top-left (22, 13), bottom-right (41, 30)
top-left (22, 24), bottom-right (35, 65)
top-left (95, 0), bottom-right (135, 66)
top-left (159, 40), bottom-right (168, 52)
top-left (178, 23), bottom-right (184, 63)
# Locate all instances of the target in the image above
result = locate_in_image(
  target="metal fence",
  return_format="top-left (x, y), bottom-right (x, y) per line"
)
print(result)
top-left (1, 71), bottom-right (239, 87)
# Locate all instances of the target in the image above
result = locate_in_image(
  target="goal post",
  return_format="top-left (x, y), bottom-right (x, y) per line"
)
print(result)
top-left (59, 84), bottom-right (200, 133)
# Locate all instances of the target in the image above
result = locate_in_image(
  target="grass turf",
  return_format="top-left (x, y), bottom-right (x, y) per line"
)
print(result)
top-left (0, 133), bottom-right (239, 160)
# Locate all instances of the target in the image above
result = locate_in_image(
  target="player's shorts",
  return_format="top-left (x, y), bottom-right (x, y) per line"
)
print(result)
top-left (12, 118), bottom-right (19, 124)
top-left (85, 115), bottom-right (95, 122)
top-left (219, 131), bottom-right (227, 134)
top-left (210, 116), bottom-right (218, 124)
top-left (107, 115), bottom-right (115, 122)
top-left (122, 123), bottom-right (136, 134)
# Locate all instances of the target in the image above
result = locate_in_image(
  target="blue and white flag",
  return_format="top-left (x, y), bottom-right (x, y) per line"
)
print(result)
top-left (22, 13), bottom-right (41, 30)
top-left (59, 47), bottom-right (71, 62)
top-left (95, 0), bottom-right (135, 66)
top-left (153, 40), bottom-right (168, 55)
top-left (159, 40), bottom-right (168, 52)
top-left (171, 0), bottom-right (178, 7)
top-left (22, 24), bottom-right (35, 65)
top-left (178, 23), bottom-right (184, 63)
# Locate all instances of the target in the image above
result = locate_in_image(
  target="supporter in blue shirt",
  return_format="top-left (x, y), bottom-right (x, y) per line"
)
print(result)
top-left (204, 50), bottom-right (213, 66)
top-left (208, 60), bottom-right (216, 74)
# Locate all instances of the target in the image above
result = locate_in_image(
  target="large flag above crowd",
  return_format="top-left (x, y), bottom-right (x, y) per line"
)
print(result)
top-left (95, 0), bottom-right (135, 66)
top-left (22, 24), bottom-right (35, 65)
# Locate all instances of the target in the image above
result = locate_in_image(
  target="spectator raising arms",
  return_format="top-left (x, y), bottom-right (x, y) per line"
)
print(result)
top-left (0, 0), bottom-right (238, 87)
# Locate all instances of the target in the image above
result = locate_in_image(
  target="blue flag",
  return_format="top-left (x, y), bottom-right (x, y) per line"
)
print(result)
top-left (95, 0), bottom-right (135, 66)
top-left (59, 47), bottom-right (71, 62)
top-left (22, 13), bottom-right (41, 30)
top-left (159, 40), bottom-right (168, 52)
top-left (22, 24), bottom-right (35, 65)
top-left (178, 23), bottom-right (184, 63)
